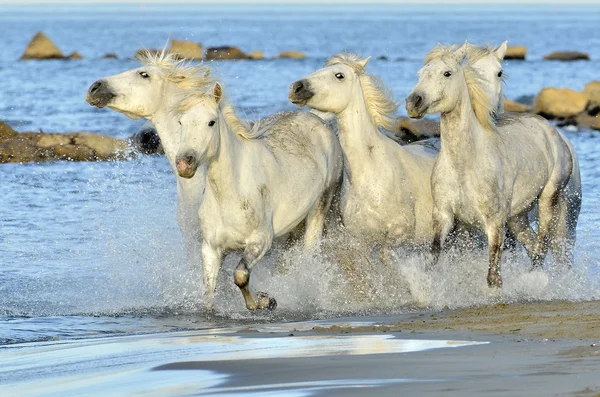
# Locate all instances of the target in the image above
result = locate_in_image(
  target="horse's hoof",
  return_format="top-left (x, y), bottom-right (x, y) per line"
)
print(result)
top-left (253, 292), bottom-right (277, 311)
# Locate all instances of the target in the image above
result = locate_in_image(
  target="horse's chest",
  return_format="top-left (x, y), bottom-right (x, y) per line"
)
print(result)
top-left (200, 198), bottom-right (264, 247)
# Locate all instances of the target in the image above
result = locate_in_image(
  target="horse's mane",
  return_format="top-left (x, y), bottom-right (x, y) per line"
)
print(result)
top-left (424, 43), bottom-right (459, 64)
top-left (175, 87), bottom-right (262, 140)
top-left (465, 43), bottom-right (500, 65)
top-left (325, 53), bottom-right (399, 131)
top-left (135, 48), bottom-right (213, 90)
top-left (462, 65), bottom-right (496, 132)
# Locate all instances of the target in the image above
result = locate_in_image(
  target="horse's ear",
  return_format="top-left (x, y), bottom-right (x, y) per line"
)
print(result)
top-left (453, 41), bottom-right (468, 61)
top-left (358, 56), bottom-right (371, 69)
top-left (495, 41), bottom-right (508, 60)
top-left (213, 82), bottom-right (223, 104)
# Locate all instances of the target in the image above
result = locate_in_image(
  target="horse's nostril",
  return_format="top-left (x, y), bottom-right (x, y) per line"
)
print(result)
top-left (185, 155), bottom-right (194, 164)
top-left (90, 81), bottom-right (102, 94)
top-left (414, 95), bottom-right (423, 108)
top-left (294, 81), bottom-right (304, 94)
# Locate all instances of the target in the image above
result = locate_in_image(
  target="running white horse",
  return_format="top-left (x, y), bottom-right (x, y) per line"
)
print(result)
top-left (289, 53), bottom-right (438, 257)
top-left (174, 81), bottom-right (342, 311)
top-left (406, 46), bottom-right (573, 287)
top-left (86, 50), bottom-right (212, 260)
top-left (465, 41), bottom-right (582, 267)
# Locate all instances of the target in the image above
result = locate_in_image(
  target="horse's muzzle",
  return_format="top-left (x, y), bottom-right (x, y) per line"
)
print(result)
top-left (175, 151), bottom-right (198, 179)
top-left (86, 79), bottom-right (116, 108)
top-left (405, 92), bottom-right (427, 119)
top-left (288, 79), bottom-right (314, 106)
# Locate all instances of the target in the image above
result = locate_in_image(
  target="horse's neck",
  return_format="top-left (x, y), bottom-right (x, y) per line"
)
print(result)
top-left (337, 88), bottom-right (391, 166)
top-left (149, 85), bottom-right (186, 171)
top-left (205, 112), bottom-right (246, 200)
top-left (439, 86), bottom-right (490, 166)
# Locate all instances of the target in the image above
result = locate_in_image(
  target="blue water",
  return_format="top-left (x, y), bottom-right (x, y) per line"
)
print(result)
top-left (1, 4), bottom-right (599, 345)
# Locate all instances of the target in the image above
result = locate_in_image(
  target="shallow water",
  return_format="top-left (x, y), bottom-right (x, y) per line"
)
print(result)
top-left (1, 4), bottom-right (600, 345)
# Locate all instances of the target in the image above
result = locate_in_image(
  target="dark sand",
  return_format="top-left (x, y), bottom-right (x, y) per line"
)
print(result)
top-left (1, 300), bottom-right (599, 396)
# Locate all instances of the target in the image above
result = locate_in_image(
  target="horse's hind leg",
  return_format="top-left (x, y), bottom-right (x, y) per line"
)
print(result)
top-left (506, 212), bottom-right (538, 261)
top-left (532, 190), bottom-right (560, 270)
top-left (233, 233), bottom-right (277, 311)
top-left (303, 188), bottom-right (334, 249)
top-left (549, 193), bottom-right (575, 269)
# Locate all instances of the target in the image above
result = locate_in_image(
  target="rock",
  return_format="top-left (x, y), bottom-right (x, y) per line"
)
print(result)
top-left (533, 88), bottom-right (588, 119)
top-left (36, 133), bottom-right (71, 148)
top-left (20, 32), bottom-right (65, 60)
top-left (102, 53), bottom-right (118, 59)
top-left (377, 55), bottom-right (389, 61)
top-left (248, 50), bottom-right (265, 60)
top-left (129, 122), bottom-right (163, 154)
top-left (205, 46), bottom-right (248, 60)
top-left (576, 114), bottom-right (600, 130)
top-left (68, 51), bottom-right (83, 60)
top-left (0, 121), bottom-right (18, 139)
top-left (583, 81), bottom-right (600, 114)
top-left (543, 51), bottom-right (590, 61)
top-left (504, 99), bottom-right (531, 113)
top-left (0, 131), bottom-right (130, 163)
top-left (504, 45), bottom-right (527, 60)
top-left (73, 133), bottom-right (129, 158)
top-left (278, 51), bottom-right (306, 59)
top-left (170, 39), bottom-right (203, 60)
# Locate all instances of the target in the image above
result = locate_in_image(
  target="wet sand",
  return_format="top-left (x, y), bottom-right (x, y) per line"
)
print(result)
top-left (1, 300), bottom-right (599, 396)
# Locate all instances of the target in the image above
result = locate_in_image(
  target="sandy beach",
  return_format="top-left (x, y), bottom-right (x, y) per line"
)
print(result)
top-left (1, 300), bottom-right (599, 396)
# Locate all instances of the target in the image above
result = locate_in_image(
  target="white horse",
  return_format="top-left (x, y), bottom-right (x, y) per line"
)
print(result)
top-left (86, 50), bottom-right (212, 260)
top-left (465, 41), bottom-right (582, 267)
top-left (289, 53), bottom-right (438, 258)
top-left (174, 81), bottom-right (343, 311)
top-left (406, 46), bottom-right (573, 287)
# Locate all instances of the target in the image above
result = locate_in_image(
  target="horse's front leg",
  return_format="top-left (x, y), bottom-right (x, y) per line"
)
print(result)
top-left (485, 220), bottom-right (505, 288)
top-left (431, 206), bottom-right (454, 265)
top-left (201, 241), bottom-right (222, 311)
top-left (233, 233), bottom-right (277, 311)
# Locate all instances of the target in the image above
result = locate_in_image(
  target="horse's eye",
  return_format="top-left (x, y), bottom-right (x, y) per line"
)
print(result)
top-left (208, 120), bottom-right (216, 127)
top-left (443, 71), bottom-right (452, 78)
top-left (139, 71), bottom-right (150, 79)
top-left (335, 73), bottom-right (345, 80)
top-left (178, 120), bottom-right (182, 126)
top-left (497, 70), bottom-right (503, 78)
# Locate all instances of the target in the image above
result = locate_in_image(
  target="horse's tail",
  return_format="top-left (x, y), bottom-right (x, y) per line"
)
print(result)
top-left (549, 133), bottom-right (582, 268)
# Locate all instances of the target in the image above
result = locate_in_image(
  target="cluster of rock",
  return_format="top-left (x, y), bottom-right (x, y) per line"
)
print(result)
top-left (20, 32), bottom-right (85, 60)
top-left (503, 45), bottom-right (589, 61)
top-left (534, 81), bottom-right (600, 129)
top-left (0, 122), bottom-right (130, 163)
top-left (166, 41), bottom-right (306, 61)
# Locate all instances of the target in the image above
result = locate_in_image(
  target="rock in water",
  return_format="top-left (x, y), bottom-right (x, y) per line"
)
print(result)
top-left (170, 40), bottom-right (203, 60)
top-left (248, 50), bottom-right (265, 60)
top-left (205, 46), bottom-right (248, 60)
top-left (543, 51), bottom-right (590, 61)
top-left (505, 45), bottom-right (527, 60)
top-left (130, 121), bottom-right (162, 154)
top-left (534, 88), bottom-right (589, 119)
top-left (583, 81), bottom-right (600, 114)
top-left (278, 51), bottom-right (306, 59)
top-left (68, 51), bottom-right (83, 60)
top-left (20, 32), bottom-right (65, 60)
top-left (504, 99), bottom-right (531, 113)
top-left (0, 121), bottom-right (18, 139)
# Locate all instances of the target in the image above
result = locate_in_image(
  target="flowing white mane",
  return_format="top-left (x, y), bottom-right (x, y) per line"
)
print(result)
top-left (325, 53), bottom-right (399, 131)
top-left (424, 43), bottom-right (459, 64)
top-left (135, 49), bottom-right (213, 90)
